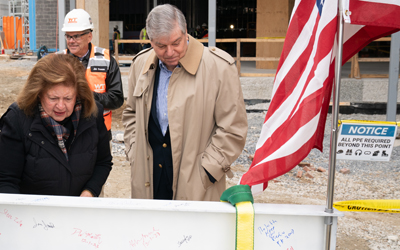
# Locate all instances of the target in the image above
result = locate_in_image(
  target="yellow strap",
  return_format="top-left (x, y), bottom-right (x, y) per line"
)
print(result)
top-left (220, 185), bottom-right (254, 250)
top-left (333, 200), bottom-right (400, 213)
top-left (236, 201), bottom-right (254, 250)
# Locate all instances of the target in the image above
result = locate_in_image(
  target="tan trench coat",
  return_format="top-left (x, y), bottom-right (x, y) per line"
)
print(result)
top-left (122, 35), bottom-right (247, 201)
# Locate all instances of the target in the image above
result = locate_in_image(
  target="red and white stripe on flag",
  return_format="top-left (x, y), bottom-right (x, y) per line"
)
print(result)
top-left (240, 0), bottom-right (400, 194)
top-left (342, 0), bottom-right (400, 62)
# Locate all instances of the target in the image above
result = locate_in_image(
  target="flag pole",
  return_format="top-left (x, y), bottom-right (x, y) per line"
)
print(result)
top-left (325, 0), bottom-right (344, 249)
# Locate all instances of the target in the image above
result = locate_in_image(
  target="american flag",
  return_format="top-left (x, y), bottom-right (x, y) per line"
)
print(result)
top-left (342, 0), bottom-right (400, 62)
top-left (240, 0), bottom-right (400, 193)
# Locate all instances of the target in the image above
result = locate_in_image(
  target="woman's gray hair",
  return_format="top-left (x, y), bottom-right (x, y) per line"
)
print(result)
top-left (146, 4), bottom-right (187, 40)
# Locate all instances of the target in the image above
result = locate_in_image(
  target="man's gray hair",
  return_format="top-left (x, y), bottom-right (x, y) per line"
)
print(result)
top-left (146, 4), bottom-right (187, 40)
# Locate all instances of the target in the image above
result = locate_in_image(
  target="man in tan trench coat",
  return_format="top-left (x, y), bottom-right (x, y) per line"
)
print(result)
top-left (122, 4), bottom-right (247, 201)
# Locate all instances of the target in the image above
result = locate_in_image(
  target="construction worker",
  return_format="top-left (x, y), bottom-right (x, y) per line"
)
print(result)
top-left (59, 9), bottom-right (124, 142)
top-left (112, 25), bottom-right (121, 54)
top-left (200, 23), bottom-right (208, 39)
top-left (200, 23), bottom-right (208, 46)
top-left (139, 27), bottom-right (150, 50)
top-left (194, 25), bottom-right (201, 39)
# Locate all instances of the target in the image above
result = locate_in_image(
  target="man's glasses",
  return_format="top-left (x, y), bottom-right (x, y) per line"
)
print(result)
top-left (65, 32), bottom-right (89, 41)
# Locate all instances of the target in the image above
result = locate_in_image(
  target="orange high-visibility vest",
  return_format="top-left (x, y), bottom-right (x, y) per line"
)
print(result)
top-left (59, 45), bottom-right (112, 130)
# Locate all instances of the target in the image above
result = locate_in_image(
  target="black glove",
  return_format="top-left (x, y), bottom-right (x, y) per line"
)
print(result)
top-left (204, 168), bottom-right (216, 183)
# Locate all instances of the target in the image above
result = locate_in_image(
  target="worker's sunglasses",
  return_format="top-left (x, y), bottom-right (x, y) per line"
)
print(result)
top-left (65, 32), bottom-right (90, 41)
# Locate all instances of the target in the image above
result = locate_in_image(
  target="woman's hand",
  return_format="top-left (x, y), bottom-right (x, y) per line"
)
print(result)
top-left (80, 190), bottom-right (94, 197)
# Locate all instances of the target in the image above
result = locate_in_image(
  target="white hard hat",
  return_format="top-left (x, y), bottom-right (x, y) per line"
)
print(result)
top-left (62, 9), bottom-right (94, 32)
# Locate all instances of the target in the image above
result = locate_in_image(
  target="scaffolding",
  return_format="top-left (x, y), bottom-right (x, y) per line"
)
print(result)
top-left (8, 0), bottom-right (29, 51)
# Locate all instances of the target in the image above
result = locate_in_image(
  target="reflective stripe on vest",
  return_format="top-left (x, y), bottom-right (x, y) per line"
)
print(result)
top-left (142, 28), bottom-right (147, 40)
top-left (60, 45), bottom-right (112, 131)
top-left (87, 46), bottom-right (112, 131)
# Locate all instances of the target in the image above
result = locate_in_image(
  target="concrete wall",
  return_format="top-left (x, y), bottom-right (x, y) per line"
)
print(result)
top-left (35, 0), bottom-right (57, 50)
top-left (34, 0), bottom-right (109, 51)
top-left (0, 0), bottom-right (9, 31)
top-left (35, 0), bottom-right (70, 51)
top-left (78, 0), bottom-right (109, 49)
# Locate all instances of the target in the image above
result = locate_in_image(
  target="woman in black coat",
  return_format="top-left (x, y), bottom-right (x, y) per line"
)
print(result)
top-left (0, 54), bottom-right (112, 197)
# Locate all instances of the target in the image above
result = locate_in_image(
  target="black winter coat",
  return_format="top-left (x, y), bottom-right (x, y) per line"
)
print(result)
top-left (0, 102), bottom-right (112, 196)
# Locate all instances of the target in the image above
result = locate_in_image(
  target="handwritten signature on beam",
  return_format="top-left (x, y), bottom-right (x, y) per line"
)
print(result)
top-left (32, 218), bottom-right (55, 230)
top-left (177, 235), bottom-right (192, 247)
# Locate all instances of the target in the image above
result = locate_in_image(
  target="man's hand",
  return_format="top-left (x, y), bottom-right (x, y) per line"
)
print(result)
top-left (80, 190), bottom-right (94, 197)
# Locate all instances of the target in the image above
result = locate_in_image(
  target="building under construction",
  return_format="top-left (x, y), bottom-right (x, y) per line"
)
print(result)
top-left (0, 0), bottom-right (391, 69)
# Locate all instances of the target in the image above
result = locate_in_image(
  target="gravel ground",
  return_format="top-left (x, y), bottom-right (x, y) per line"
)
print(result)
top-left (113, 111), bottom-right (400, 177)
top-left (236, 112), bottom-right (400, 176)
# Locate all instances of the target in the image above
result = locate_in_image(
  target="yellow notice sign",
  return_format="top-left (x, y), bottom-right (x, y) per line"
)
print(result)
top-left (333, 200), bottom-right (400, 213)
top-left (336, 120), bottom-right (399, 161)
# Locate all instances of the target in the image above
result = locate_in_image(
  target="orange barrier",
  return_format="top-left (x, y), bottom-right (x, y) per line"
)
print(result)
top-left (2, 16), bottom-right (25, 49)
